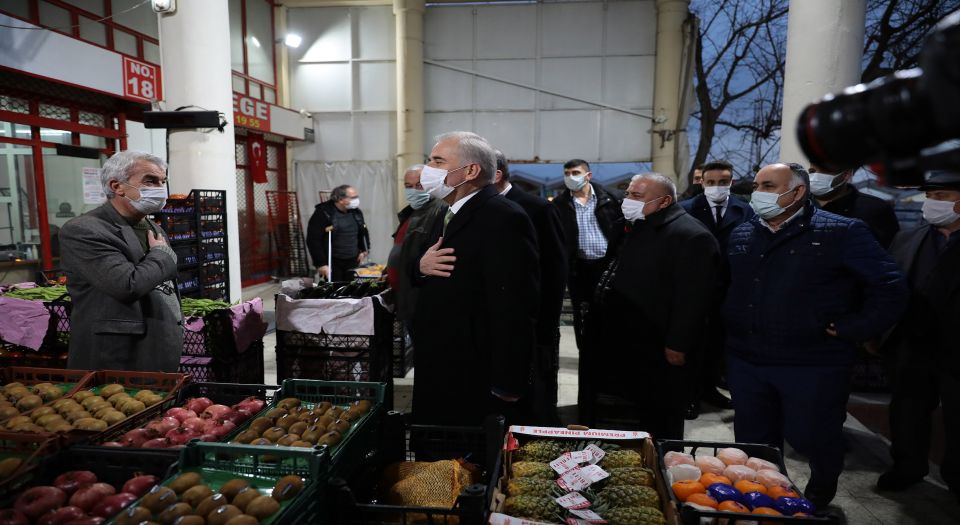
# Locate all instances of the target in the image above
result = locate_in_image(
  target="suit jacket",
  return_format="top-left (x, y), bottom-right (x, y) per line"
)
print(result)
top-left (59, 202), bottom-right (183, 372)
top-left (505, 186), bottom-right (568, 344)
top-left (411, 185), bottom-right (540, 425)
top-left (306, 200), bottom-right (370, 267)
top-left (884, 225), bottom-right (960, 373)
top-left (819, 186), bottom-right (900, 248)
top-left (680, 193), bottom-right (755, 258)
top-left (387, 198), bottom-right (448, 322)
top-left (552, 183), bottom-right (623, 267)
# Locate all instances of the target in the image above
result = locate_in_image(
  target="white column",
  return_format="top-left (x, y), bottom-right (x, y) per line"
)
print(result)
top-left (394, 0), bottom-right (425, 211)
top-left (651, 0), bottom-right (689, 183)
top-left (158, 0), bottom-right (241, 301)
top-left (780, 0), bottom-right (866, 164)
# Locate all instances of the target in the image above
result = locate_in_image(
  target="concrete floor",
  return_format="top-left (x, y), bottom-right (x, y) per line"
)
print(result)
top-left (244, 283), bottom-right (960, 524)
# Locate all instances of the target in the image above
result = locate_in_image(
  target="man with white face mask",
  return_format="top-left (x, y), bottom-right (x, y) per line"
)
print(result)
top-left (809, 165), bottom-right (899, 248)
top-left (589, 173), bottom-right (718, 437)
top-left (59, 150), bottom-right (182, 372)
top-left (679, 160), bottom-right (755, 419)
top-left (306, 184), bottom-right (370, 282)
top-left (878, 171), bottom-right (960, 497)
top-left (723, 162), bottom-right (907, 510)
top-left (552, 159), bottom-right (624, 423)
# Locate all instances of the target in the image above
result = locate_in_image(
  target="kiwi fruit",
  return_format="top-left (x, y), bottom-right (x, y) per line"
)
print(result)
top-left (313, 401), bottom-right (332, 414)
top-left (326, 406), bottom-right (344, 419)
top-left (5, 415), bottom-right (31, 429)
top-left (350, 399), bottom-right (372, 414)
top-left (2, 382), bottom-right (25, 393)
top-left (0, 457), bottom-right (23, 478)
top-left (195, 493), bottom-right (229, 516)
top-left (290, 440), bottom-right (314, 449)
top-left (81, 395), bottom-right (105, 410)
top-left (141, 394), bottom-right (164, 407)
top-left (181, 484), bottom-right (214, 507)
top-left (276, 398), bottom-right (300, 410)
top-left (327, 419), bottom-right (351, 435)
top-left (265, 407), bottom-right (287, 420)
top-left (249, 417), bottom-right (274, 435)
top-left (233, 429), bottom-right (260, 444)
top-left (272, 475), bottom-right (304, 501)
top-left (245, 495), bottom-right (280, 519)
top-left (72, 390), bottom-right (94, 401)
top-left (101, 410), bottom-right (127, 425)
top-left (158, 502), bottom-right (193, 525)
top-left (134, 389), bottom-right (156, 401)
top-left (37, 387), bottom-right (64, 402)
top-left (275, 414), bottom-right (298, 431)
top-left (169, 472), bottom-right (203, 494)
top-left (63, 410), bottom-right (93, 423)
top-left (30, 406), bottom-right (56, 419)
top-left (173, 516), bottom-right (205, 525)
top-left (314, 415), bottom-right (335, 431)
top-left (219, 479), bottom-right (251, 500)
top-left (121, 399), bottom-right (146, 415)
top-left (207, 504), bottom-right (242, 525)
top-left (0, 407), bottom-right (19, 419)
top-left (74, 417), bottom-right (108, 431)
top-left (230, 487), bottom-right (260, 512)
top-left (142, 485), bottom-right (178, 513)
top-left (276, 434), bottom-right (300, 447)
top-left (46, 421), bottom-right (74, 432)
top-left (224, 515), bottom-right (258, 525)
top-left (286, 406), bottom-right (307, 417)
top-left (101, 384), bottom-right (126, 397)
top-left (288, 421), bottom-right (308, 436)
top-left (318, 431), bottom-right (342, 447)
top-left (86, 400), bottom-right (112, 413)
top-left (34, 414), bottom-right (64, 427)
top-left (108, 392), bottom-right (131, 404)
top-left (250, 437), bottom-right (273, 446)
top-left (52, 398), bottom-right (80, 411)
top-left (15, 394), bottom-right (43, 411)
top-left (5, 387), bottom-right (30, 402)
top-left (261, 427), bottom-right (286, 442)
top-left (115, 506), bottom-right (152, 525)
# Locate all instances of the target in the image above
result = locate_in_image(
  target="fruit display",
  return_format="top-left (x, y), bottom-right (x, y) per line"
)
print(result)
top-left (97, 395), bottom-right (265, 449)
top-left (227, 397), bottom-right (373, 452)
top-left (0, 382), bottom-right (72, 424)
top-left (3, 384), bottom-right (165, 435)
top-left (494, 428), bottom-right (670, 525)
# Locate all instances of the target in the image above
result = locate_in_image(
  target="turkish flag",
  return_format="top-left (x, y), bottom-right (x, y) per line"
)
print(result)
top-left (248, 134), bottom-right (267, 184)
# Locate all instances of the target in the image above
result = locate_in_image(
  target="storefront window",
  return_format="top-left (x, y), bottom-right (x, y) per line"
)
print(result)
top-left (42, 148), bottom-right (105, 260)
top-left (229, 0), bottom-right (244, 74)
top-left (0, 127), bottom-right (39, 260)
top-left (112, 0), bottom-right (159, 40)
top-left (38, 3), bottom-right (69, 32)
top-left (62, 0), bottom-right (104, 16)
top-left (245, 0), bottom-right (275, 85)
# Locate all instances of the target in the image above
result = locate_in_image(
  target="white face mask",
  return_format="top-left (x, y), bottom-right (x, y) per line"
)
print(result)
top-left (421, 164), bottom-right (468, 200)
top-left (922, 198), bottom-right (960, 226)
top-left (809, 173), bottom-right (841, 196)
top-left (564, 174), bottom-right (588, 191)
top-left (346, 197), bottom-right (360, 210)
top-left (621, 196), bottom-right (665, 222)
top-left (750, 187), bottom-right (799, 220)
top-left (703, 185), bottom-right (730, 204)
top-left (121, 182), bottom-right (167, 215)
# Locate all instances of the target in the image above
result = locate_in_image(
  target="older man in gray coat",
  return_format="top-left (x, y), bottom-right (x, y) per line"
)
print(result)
top-left (59, 150), bottom-right (182, 372)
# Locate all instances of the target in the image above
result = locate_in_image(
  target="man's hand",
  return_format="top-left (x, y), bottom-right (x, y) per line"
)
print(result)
top-left (357, 251), bottom-right (368, 264)
top-left (492, 390), bottom-right (520, 402)
top-left (419, 238), bottom-right (456, 277)
top-left (665, 347), bottom-right (686, 366)
top-left (826, 322), bottom-right (838, 337)
top-left (147, 230), bottom-right (167, 248)
top-left (318, 265), bottom-right (330, 280)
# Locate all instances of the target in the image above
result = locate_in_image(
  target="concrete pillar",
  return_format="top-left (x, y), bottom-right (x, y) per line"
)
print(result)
top-left (394, 0), bottom-right (425, 210)
top-left (158, 0), bottom-right (241, 301)
top-left (780, 0), bottom-right (866, 164)
top-left (651, 0), bottom-right (689, 183)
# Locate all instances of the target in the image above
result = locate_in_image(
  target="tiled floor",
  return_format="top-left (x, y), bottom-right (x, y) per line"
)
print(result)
top-left (244, 284), bottom-right (960, 524)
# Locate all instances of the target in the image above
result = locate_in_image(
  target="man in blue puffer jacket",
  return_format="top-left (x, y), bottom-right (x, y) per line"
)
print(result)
top-left (723, 162), bottom-right (907, 510)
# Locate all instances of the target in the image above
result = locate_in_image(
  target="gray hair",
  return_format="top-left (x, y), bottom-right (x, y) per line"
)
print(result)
top-left (404, 164), bottom-right (425, 175)
top-left (330, 184), bottom-right (353, 202)
top-left (435, 131), bottom-right (496, 185)
top-left (101, 150), bottom-right (167, 198)
top-left (630, 172), bottom-right (677, 201)
top-left (784, 162), bottom-right (810, 190)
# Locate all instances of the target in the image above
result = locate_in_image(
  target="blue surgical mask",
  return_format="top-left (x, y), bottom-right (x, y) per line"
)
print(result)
top-left (751, 187), bottom-right (799, 219)
top-left (405, 188), bottom-right (431, 210)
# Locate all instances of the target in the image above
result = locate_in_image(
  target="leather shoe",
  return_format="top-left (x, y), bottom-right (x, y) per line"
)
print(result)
top-left (876, 470), bottom-right (924, 491)
top-left (702, 389), bottom-right (733, 409)
top-left (684, 402), bottom-right (699, 420)
top-left (804, 479), bottom-right (837, 511)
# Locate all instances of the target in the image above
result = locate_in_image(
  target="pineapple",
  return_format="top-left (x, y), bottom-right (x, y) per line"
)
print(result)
top-left (597, 485), bottom-right (660, 509)
top-left (605, 506), bottom-right (666, 525)
top-left (506, 477), bottom-right (558, 496)
top-left (503, 494), bottom-right (563, 523)
top-left (512, 461), bottom-right (556, 480)
top-left (604, 466), bottom-right (655, 487)
top-left (600, 449), bottom-right (644, 469)
top-left (516, 439), bottom-right (569, 462)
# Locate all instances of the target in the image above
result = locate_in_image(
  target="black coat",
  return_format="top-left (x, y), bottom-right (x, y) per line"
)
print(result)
top-left (505, 186), bottom-right (568, 344)
top-left (411, 185), bottom-right (540, 426)
top-left (818, 186), bottom-right (900, 248)
top-left (552, 183), bottom-right (623, 266)
top-left (680, 193), bottom-right (756, 258)
top-left (883, 225), bottom-right (960, 374)
top-left (305, 200), bottom-right (370, 267)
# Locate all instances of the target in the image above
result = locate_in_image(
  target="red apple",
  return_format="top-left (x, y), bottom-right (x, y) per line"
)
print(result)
top-left (0, 509), bottom-right (29, 525)
top-left (91, 493), bottom-right (136, 518)
top-left (53, 471), bottom-right (97, 495)
top-left (14, 486), bottom-right (67, 520)
top-left (68, 483), bottom-right (114, 511)
top-left (121, 475), bottom-right (158, 497)
top-left (36, 506), bottom-right (84, 525)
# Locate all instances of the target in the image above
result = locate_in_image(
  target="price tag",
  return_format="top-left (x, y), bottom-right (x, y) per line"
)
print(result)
top-left (555, 491), bottom-right (591, 510)
top-left (570, 509), bottom-right (608, 524)
top-left (566, 519), bottom-right (591, 525)
top-left (551, 453), bottom-right (580, 475)
top-left (581, 464), bottom-right (610, 483)
top-left (586, 444), bottom-right (606, 465)
top-left (569, 450), bottom-right (593, 464)
top-left (557, 466), bottom-right (592, 492)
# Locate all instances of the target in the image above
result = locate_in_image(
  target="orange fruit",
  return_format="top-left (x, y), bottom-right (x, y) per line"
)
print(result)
top-left (753, 507), bottom-right (783, 515)
top-left (717, 500), bottom-right (749, 513)
top-left (767, 486), bottom-right (800, 500)
top-left (671, 480), bottom-right (706, 502)
top-left (700, 473), bottom-right (732, 487)
top-left (735, 480), bottom-right (768, 495)
top-left (685, 493), bottom-right (719, 509)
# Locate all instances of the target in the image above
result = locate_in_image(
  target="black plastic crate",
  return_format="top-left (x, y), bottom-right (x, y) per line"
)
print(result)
top-left (656, 440), bottom-right (834, 524)
top-left (179, 341), bottom-right (265, 383)
top-left (175, 381), bottom-right (280, 407)
top-left (391, 320), bottom-right (413, 378)
top-left (327, 412), bottom-right (504, 525)
top-left (0, 297), bottom-right (72, 367)
top-left (201, 239), bottom-right (227, 262)
top-left (174, 243), bottom-right (200, 265)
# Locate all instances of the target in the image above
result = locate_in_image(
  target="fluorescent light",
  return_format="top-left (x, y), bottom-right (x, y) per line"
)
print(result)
top-left (250, 36), bottom-right (261, 48)
top-left (284, 33), bottom-right (302, 48)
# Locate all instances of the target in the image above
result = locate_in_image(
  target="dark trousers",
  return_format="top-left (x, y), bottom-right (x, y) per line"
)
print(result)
top-left (687, 316), bottom-right (726, 405)
top-left (329, 256), bottom-right (356, 282)
top-left (532, 336), bottom-right (561, 426)
top-left (569, 257), bottom-right (609, 423)
top-left (727, 354), bottom-right (851, 494)
top-left (888, 356), bottom-right (960, 491)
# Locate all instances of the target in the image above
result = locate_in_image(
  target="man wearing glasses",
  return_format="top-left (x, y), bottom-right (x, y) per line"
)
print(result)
top-left (60, 150), bottom-right (182, 372)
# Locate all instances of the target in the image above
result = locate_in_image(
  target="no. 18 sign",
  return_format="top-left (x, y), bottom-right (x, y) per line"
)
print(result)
top-left (122, 56), bottom-right (162, 102)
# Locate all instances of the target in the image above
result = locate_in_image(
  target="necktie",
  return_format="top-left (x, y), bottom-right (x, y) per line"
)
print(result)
top-left (714, 205), bottom-right (723, 226)
top-left (443, 209), bottom-right (454, 235)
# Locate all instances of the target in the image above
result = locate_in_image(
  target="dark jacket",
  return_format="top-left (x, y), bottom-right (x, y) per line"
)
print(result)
top-left (883, 225), bottom-right (960, 373)
top-left (411, 185), bottom-right (540, 426)
top-left (680, 193), bottom-right (756, 258)
top-left (386, 198), bottom-right (448, 322)
top-left (552, 183), bottom-right (623, 266)
top-left (305, 200), bottom-right (370, 267)
top-left (505, 186), bottom-right (568, 344)
top-left (723, 203), bottom-right (908, 366)
top-left (818, 185), bottom-right (900, 248)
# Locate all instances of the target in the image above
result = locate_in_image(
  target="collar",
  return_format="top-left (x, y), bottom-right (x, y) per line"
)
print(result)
top-left (573, 187), bottom-right (597, 206)
top-left (704, 195), bottom-right (729, 209)
top-left (759, 205), bottom-right (805, 233)
top-left (451, 189), bottom-right (481, 214)
top-left (499, 183), bottom-right (513, 196)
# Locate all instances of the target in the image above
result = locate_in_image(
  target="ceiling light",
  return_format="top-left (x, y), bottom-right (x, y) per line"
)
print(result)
top-left (283, 34), bottom-right (302, 48)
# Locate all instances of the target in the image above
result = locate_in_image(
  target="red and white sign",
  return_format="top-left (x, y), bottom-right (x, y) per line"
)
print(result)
top-left (248, 133), bottom-right (268, 184)
top-left (122, 56), bottom-right (162, 102)
top-left (233, 93), bottom-right (271, 132)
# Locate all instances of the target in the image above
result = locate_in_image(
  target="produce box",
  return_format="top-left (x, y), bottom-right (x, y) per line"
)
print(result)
top-left (656, 440), bottom-right (833, 524)
top-left (180, 299), bottom-right (268, 384)
top-left (489, 426), bottom-right (680, 525)
top-left (0, 367), bottom-right (95, 424)
top-left (326, 412), bottom-right (504, 525)
top-left (0, 432), bottom-right (59, 499)
top-left (101, 441), bottom-right (326, 525)
top-left (0, 444), bottom-right (178, 523)
top-left (0, 292), bottom-right (72, 368)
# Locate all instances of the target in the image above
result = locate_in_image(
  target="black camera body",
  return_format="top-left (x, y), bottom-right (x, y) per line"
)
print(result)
top-left (797, 10), bottom-right (960, 187)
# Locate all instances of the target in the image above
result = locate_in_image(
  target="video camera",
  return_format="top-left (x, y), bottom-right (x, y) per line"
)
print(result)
top-left (797, 9), bottom-right (960, 187)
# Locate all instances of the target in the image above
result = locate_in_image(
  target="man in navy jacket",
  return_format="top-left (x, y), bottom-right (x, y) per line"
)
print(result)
top-left (723, 163), bottom-right (907, 510)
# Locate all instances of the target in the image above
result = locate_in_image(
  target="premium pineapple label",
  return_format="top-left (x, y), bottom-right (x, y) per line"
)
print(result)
top-left (555, 491), bottom-right (591, 510)
top-left (569, 508), bottom-right (608, 523)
